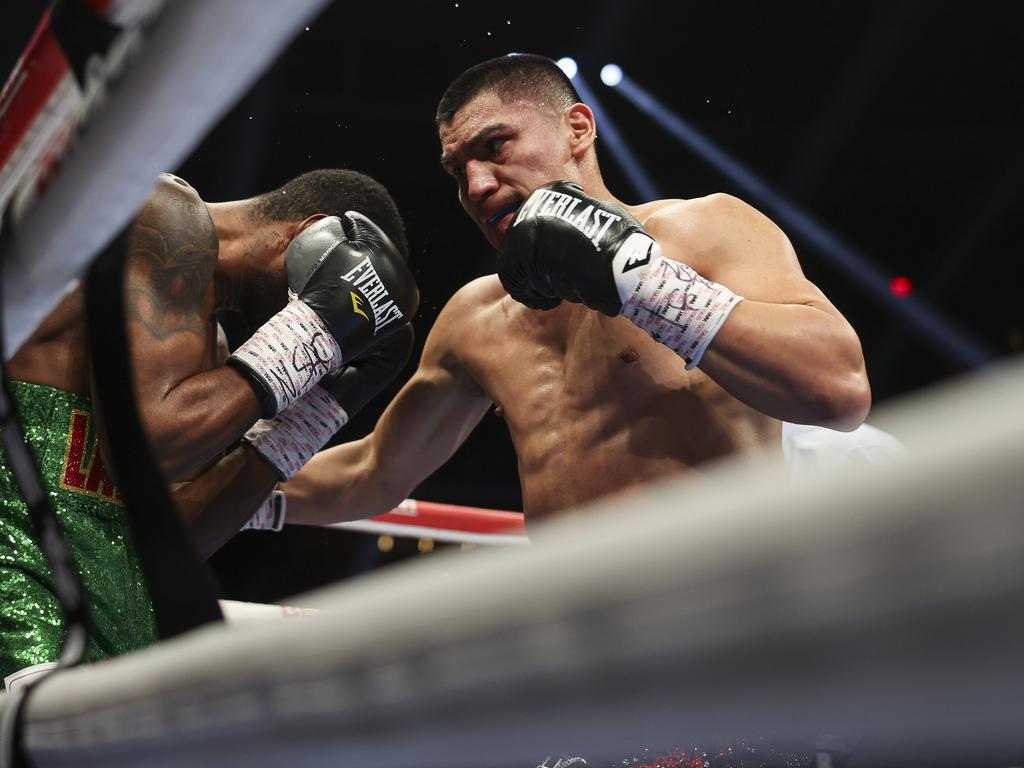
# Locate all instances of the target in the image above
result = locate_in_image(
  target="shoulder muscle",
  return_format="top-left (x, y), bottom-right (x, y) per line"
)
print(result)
top-left (645, 194), bottom-right (798, 272)
top-left (641, 195), bottom-right (815, 303)
top-left (125, 175), bottom-right (218, 339)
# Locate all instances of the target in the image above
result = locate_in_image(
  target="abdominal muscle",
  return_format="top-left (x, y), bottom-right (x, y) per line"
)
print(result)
top-left (461, 291), bottom-right (780, 521)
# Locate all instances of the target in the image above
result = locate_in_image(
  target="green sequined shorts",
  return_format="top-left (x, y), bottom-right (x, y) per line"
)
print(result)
top-left (1, 381), bottom-right (156, 686)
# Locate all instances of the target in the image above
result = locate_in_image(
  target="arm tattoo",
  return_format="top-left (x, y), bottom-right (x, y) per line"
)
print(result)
top-left (125, 186), bottom-right (218, 340)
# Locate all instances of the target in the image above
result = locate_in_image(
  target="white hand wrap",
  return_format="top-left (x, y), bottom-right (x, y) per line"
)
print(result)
top-left (242, 490), bottom-right (287, 532)
top-left (231, 300), bottom-right (343, 413)
top-left (613, 236), bottom-right (743, 370)
top-left (244, 385), bottom-right (349, 480)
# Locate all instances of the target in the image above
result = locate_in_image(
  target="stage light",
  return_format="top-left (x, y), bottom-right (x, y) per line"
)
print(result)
top-left (569, 73), bottom-right (659, 201)
top-left (612, 76), bottom-right (989, 367)
top-left (890, 275), bottom-right (913, 298)
top-left (556, 57), bottom-right (578, 79)
top-left (600, 64), bottom-right (623, 87)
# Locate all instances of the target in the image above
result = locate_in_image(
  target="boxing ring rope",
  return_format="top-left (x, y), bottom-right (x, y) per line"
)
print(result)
top-left (218, 502), bottom-right (527, 625)
top-left (219, 503), bottom-right (526, 626)
top-left (330, 498), bottom-right (528, 545)
top-left (1, 0), bottom-right (331, 359)
top-left (217, 495), bottom-right (527, 623)
top-left (2, 357), bottom-right (1022, 767)
top-left (320, 418), bottom-right (910, 548)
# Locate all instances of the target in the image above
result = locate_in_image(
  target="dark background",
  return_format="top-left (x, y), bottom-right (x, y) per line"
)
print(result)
top-left (5, 1), bottom-right (1023, 601)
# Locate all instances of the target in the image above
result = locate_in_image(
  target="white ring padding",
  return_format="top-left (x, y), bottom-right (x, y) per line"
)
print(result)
top-left (335, 519), bottom-right (529, 546)
top-left (4, 358), bottom-right (1024, 767)
top-left (217, 600), bottom-right (317, 626)
top-left (1, 0), bottom-right (331, 360)
top-left (329, 498), bottom-right (529, 545)
top-left (782, 421), bottom-right (909, 476)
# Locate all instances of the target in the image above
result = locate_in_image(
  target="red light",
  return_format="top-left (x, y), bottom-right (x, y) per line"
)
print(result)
top-left (890, 275), bottom-right (913, 298)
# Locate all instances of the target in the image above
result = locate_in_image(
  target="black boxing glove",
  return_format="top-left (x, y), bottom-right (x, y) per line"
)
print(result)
top-left (497, 180), bottom-right (653, 316)
top-left (229, 213), bottom-right (418, 416)
top-left (318, 324), bottom-right (413, 417)
top-left (241, 325), bottom-right (414, 483)
top-left (499, 181), bottom-right (742, 369)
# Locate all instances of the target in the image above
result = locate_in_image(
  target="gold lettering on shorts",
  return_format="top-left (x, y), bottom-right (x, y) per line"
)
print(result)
top-left (59, 409), bottom-right (124, 504)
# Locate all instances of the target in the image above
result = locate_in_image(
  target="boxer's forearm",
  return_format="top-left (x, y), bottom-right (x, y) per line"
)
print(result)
top-left (140, 365), bottom-right (263, 482)
top-left (282, 341), bottom-right (494, 525)
top-left (699, 301), bottom-right (870, 430)
top-left (280, 298), bottom-right (495, 526)
top-left (280, 437), bottom-right (409, 526)
top-left (172, 443), bottom-right (278, 557)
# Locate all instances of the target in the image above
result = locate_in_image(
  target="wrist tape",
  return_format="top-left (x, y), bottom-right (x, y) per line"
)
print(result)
top-left (244, 385), bottom-right (349, 480)
top-left (242, 490), bottom-right (287, 532)
top-left (613, 236), bottom-right (743, 370)
top-left (230, 300), bottom-right (343, 414)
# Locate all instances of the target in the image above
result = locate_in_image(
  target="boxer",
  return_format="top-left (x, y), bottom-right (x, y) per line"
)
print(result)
top-left (278, 54), bottom-right (869, 525)
top-left (0, 168), bottom-right (418, 686)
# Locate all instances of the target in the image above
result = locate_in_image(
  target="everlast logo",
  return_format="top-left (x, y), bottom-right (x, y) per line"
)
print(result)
top-left (60, 410), bottom-right (124, 504)
top-left (351, 291), bottom-right (369, 322)
top-left (513, 188), bottom-right (622, 250)
top-left (620, 242), bottom-right (652, 274)
top-left (340, 257), bottom-right (404, 335)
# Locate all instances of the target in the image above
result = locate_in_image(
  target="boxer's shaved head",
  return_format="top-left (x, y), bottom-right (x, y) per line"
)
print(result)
top-left (436, 53), bottom-right (581, 126)
top-left (252, 169), bottom-right (408, 260)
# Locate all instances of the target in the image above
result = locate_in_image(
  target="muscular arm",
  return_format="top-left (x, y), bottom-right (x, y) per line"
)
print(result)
top-left (169, 324), bottom-right (490, 552)
top-left (281, 283), bottom-right (494, 526)
top-left (123, 178), bottom-right (262, 481)
top-left (648, 194), bottom-right (870, 430)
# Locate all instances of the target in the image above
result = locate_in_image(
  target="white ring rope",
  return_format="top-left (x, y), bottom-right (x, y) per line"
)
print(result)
top-left (1, 0), bottom-right (330, 359)
top-left (1, 358), bottom-right (1021, 767)
top-left (320, 424), bottom-right (909, 547)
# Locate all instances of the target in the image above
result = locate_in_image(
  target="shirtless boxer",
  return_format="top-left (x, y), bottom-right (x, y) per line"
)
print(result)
top-left (0, 168), bottom-right (417, 685)
top-left (269, 54), bottom-right (868, 531)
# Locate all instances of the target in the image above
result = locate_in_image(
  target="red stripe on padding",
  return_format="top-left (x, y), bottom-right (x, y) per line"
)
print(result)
top-left (0, 11), bottom-right (71, 170)
top-left (370, 499), bottom-right (526, 536)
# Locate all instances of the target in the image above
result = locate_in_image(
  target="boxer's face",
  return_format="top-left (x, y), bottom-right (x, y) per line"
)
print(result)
top-left (237, 213), bottom-right (325, 327)
top-left (235, 228), bottom-right (290, 327)
top-left (440, 90), bottom-right (577, 249)
top-left (238, 259), bottom-right (288, 329)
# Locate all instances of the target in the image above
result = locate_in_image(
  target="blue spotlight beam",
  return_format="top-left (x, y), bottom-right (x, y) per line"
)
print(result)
top-left (613, 75), bottom-right (993, 370)
top-left (572, 75), bottom-right (660, 203)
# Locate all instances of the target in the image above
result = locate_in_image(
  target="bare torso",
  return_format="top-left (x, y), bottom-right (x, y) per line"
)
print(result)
top-left (455, 275), bottom-right (779, 520)
top-left (446, 198), bottom-right (783, 519)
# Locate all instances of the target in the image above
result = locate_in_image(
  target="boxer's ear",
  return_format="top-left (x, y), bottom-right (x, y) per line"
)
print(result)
top-left (290, 213), bottom-right (327, 240)
top-left (567, 103), bottom-right (596, 159)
